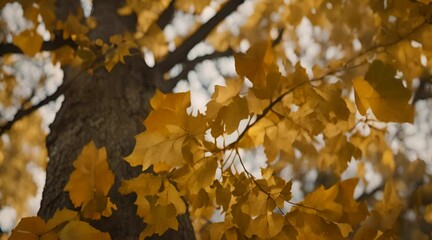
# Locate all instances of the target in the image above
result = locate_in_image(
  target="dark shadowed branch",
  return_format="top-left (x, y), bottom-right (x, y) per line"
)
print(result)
top-left (157, 0), bottom-right (245, 73)
top-left (0, 31), bottom-right (77, 57)
top-left (0, 84), bottom-right (65, 135)
top-left (159, 28), bottom-right (285, 92)
top-left (158, 49), bottom-right (234, 92)
top-left (356, 185), bottom-right (383, 201)
top-left (156, 0), bottom-right (176, 30)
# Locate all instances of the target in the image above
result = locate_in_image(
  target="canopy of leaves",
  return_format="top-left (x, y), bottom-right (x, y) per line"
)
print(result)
top-left (1, 0), bottom-right (432, 239)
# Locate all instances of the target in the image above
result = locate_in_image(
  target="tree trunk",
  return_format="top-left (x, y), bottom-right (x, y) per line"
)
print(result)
top-left (38, 1), bottom-right (195, 239)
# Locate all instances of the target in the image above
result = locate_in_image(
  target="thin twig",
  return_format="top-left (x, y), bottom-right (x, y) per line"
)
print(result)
top-left (234, 148), bottom-right (289, 217)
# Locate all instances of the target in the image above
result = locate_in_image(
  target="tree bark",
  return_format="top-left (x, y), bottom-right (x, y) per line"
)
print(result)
top-left (38, 1), bottom-right (195, 239)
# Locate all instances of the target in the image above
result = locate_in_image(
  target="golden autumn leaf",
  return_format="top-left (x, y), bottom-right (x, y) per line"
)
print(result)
top-left (172, 156), bottom-right (218, 195)
top-left (9, 217), bottom-right (47, 240)
top-left (234, 41), bottom-right (278, 87)
top-left (157, 179), bottom-right (186, 214)
top-left (354, 181), bottom-right (403, 239)
top-left (140, 203), bottom-right (179, 238)
top-left (137, 23), bottom-right (168, 60)
top-left (104, 34), bottom-right (137, 71)
top-left (58, 220), bottom-right (111, 240)
top-left (45, 208), bottom-right (78, 231)
top-left (298, 179), bottom-right (368, 226)
top-left (126, 91), bottom-right (206, 171)
top-left (9, 209), bottom-right (81, 240)
top-left (12, 30), bottom-right (43, 56)
top-left (210, 95), bottom-right (250, 137)
top-left (353, 60), bottom-right (414, 122)
top-left (206, 78), bottom-right (244, 119)
top-left (64, 141), bottom-right (116, 219)
top-left (119, 173), bottom-right (187, 238)
top-left (246, 211), bottom-right (285, 238)
top-left (424, 204), bottom-right (432, 223)
top-left (318, 133), bottom-right (358, 174)
top-left (263, 119), bottom-right (297, 162)
top-left (5, 2), bottom-right (432, 240)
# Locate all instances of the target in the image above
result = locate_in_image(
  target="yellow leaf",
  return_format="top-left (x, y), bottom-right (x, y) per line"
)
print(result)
top-left (64, 141), bottom-right (116, 218)
top-left (354, 181), bottom-right (402, 239)
top-left (58, 220), bottom-right (111, 240)
top-left (318, 133), bottom-right (357, 174)
top-left (140, 202), bottom-right (179, 238)
top-left (206, 78), bottom-right (244, 119)
top-left (46, 208), bottom-right (78, 231)
top-left (381, 149), bottom-right (395, 173)
top-left (104, 36), bottom-right (137, 71)
top-left (246, 212), bottom-right (285, 238)
top-left (203, 222), bottom-right (225, 240)
top-left (126, 91), bottom-right (206, 171)
top-left (13, 30), bottom-right (43, 56)
top-left (375, 181), bottom-right (403, 229)
top-left (251, 71), bottom-right (283, 100)
top-left (138, 23), bottom-right (168, 60)
top-left (240, 190), bottom-right (268, 216)
top-left (424, 204), bottom-right (432, 223)
top-left (234, 41), bottom-right (277, 87)
top-left (263, 119), bottom-right (297, 162)
top-left (9, 217), bottom-right (47, 240)
top-left (299, 179), bottom-right (368, 226)
top-left (353, 60), bottom-right (414, 123)
top-left (120, 173), bottom-right (163, 197)
top-left (157, 179), bottom-right (186, 214)
top-left (210, 95), bottom-right (250, 137)
top-left (287, 211), bottom-right (344, 239)
top-left (172, 156), bottom-right (218, 194)
top-left (215, 181), bottom-right (232, 211)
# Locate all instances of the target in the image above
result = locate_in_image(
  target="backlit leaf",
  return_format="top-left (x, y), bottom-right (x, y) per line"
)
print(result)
top-left (353, 60), bottom-right (414, 122)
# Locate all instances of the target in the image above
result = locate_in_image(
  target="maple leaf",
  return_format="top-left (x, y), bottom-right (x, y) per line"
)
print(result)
top-left (120, 174), bottom-right (186, 237)
top-left (64, 141), bottom-right (116, 219)
top-left (126, 91), bottom-right (206, 171)
top-left (234, 41), bottom-right (278, 87)
top-left (354, 181), bottom-right (403, 239)
top-left (353, 60), bottom-right (414, 123)
top-left (318, 133), bottom-right (358, 174)
top-left (9, 209), bottom-right (86, 240)
top-left (246, 211), bottom-right (285, 238)
top-left (104, 34), bottom-right (138, 71)
top-left (172, 156), bottom-right (218, 195)
top-left (297, 179), bottom-right (368, 232)
top-left (9, 217), bottom-right (47, 240)
top-left (13, 30), bottom-right (43, 56)
top-left (58, 220), bottom-right (111, 240)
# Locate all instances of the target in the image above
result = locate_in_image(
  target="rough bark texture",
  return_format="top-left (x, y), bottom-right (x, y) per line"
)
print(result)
top-left (38, 1), bottom-right (195, 239)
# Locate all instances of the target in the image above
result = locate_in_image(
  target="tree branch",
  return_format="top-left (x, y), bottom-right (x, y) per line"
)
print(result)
top-left (0, 31), bottom-right (77, 57)
top-left (356, 185), bottom-right (384, 201)
top-left (0, 84), bottom-right (65, 135)
top-left (159, 49), bottom-right (234, 92)
top-left (157, 0), bottom-right (245, 72)
top-left (156, 0), bottom-right (176, 30)
top-left (159, 28), bottom-right (285, 92)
